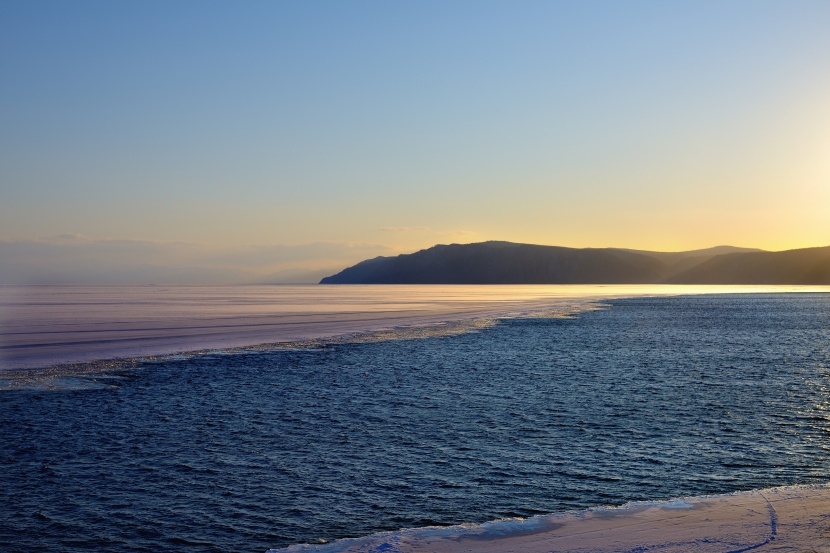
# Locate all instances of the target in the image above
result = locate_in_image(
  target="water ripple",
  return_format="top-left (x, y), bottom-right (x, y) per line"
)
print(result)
top-left (1, 294), bottom-right (830, 552)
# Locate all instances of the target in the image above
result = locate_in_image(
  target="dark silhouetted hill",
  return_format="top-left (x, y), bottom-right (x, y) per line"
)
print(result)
top-left (665, 246), bottom-right (830, 284)
top-left (320, 241), bottom-right (830, 284)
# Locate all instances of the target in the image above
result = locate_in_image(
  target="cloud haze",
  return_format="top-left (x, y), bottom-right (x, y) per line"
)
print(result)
top-left (0, 236), bottom-right (395, 284)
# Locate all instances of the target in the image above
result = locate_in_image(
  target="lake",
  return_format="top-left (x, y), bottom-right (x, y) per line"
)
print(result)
top-left (1, 286), bottom-right (829, 552)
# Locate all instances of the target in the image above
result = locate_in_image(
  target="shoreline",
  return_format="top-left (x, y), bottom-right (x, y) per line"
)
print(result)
top-left (269, 483), bottom-right (830, 553)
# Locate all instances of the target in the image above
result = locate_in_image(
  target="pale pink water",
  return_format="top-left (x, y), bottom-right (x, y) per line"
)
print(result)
top-left (1, 284), bottom-right (821, 371)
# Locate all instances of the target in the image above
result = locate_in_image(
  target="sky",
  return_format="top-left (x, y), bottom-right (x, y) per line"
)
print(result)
top-left (1, 0), bottom-right (829, 283)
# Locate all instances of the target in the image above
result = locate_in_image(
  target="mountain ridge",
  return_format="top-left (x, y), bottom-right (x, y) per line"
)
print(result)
top-left (320, 241), bottom-right (830, 285)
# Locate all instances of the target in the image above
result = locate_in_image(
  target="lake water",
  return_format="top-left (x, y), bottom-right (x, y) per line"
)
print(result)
top-left (0, 284), bottom-right (812, 372)
top-left (2, 288), bottom-right (830, 552)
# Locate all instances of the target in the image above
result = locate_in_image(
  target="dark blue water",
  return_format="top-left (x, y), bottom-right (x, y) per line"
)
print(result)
top-left (2, 294), bottom-right (830, 553)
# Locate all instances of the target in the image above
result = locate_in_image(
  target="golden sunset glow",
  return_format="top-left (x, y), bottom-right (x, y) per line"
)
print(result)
top-left (1, 2), bottom-right (829, 283)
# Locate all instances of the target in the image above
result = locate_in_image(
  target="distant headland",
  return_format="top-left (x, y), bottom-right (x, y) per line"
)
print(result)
top-left (320, 241), bottom-right (830, 284)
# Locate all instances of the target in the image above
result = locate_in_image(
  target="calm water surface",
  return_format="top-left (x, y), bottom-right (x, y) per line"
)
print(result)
top-left (2, 293), bottom-right (830, 552)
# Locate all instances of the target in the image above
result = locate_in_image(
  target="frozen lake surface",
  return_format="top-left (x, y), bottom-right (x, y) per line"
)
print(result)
top-left (2, 290), bottom-right (830, 552)
top-left (0, 284), bottom-right (818, 372)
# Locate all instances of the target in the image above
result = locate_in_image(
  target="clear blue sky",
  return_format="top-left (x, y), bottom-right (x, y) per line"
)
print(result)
top-left (1, 1), bottom-right (829, 283)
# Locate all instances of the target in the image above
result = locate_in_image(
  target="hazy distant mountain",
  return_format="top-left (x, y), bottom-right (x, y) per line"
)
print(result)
top-left (320, 241), bottom-right (830, 285)
top-left (665, 246), bottom-right (830, 284)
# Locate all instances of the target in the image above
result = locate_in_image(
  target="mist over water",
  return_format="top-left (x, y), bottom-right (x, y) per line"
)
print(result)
top-left (2, 293), bottom-right (830, 552)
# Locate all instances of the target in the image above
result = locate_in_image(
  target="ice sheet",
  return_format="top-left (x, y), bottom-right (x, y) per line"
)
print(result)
top-left (1, 284), bottom-right (824, 372)
top-left (268, 484), bottom-right (830, 553)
